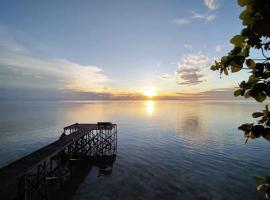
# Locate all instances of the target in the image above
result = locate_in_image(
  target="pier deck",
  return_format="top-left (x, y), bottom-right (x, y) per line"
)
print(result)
top-left (0, 123), bottom-right (117, 200)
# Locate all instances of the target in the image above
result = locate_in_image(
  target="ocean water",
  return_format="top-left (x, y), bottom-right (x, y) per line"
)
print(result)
top-left (0, 100), bottom-right (270, 200)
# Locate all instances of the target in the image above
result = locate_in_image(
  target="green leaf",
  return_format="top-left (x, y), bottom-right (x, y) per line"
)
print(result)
top-left (234, 89), bottom-right (243, 97)
top-left (238, 48), bottom-right (249, 57)
top-left (246, 5), bottom-right (254, 13)
top-left (262, 132), bottom-right (270, 141)
top-left (239, 9), bottom-right (249, 20)
top-left (242, 17), bottom-right (256, 26)
top-left (252, 112), bottom-right (263, 118)
top-left (244, 90), bottom-right (251, 98)
top-left (224, 67), bottom-right (228, 75)
top-left (248, 75), bottom-right (258, 82)
top-left (238, 0), bottom-right (251, 7)
top-left (221, 56), bottom-right (229, 64)
top-left (238, 123), bottom-right (253, 131)
top-left (257, 184), bottom-right (270, 192)
top-left (210, 65), bottom-right (218, 71)
top-left (230, 35), bottom-right (246, 47)
top-left (250, 125), bottom-right (264, 137)
top-left (239, 81), bottom-right (246, 88)
top-left (231, 65), bottom-right (242, 73)
top-left (246, 59), bottom-right (256, 68)
top-left (253, 92), bottom-right (267, 102)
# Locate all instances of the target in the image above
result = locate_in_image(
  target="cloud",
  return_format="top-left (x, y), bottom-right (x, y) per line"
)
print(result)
top-left (0, 53), bottom-right (109, 92)
top-left (159, 53), bottom-right (210, 85)
top-left (174, 18), bottom-right (191, 26)
top-left (174, 11), bottom-right (216, 26)
top-left (0, 26), bottom-right (109, 93)
top-left (190, 11), bottom-right (216, 22)
top-left (159, 74), bottom-right (175, 81)
top-left (184, 44), bottom-right (192, 50)
top-left (177, 69), bottom-right (204, 85)
top-left (206, 14), bottom-right (216, 21)
top-left (215, 45), bottom-right (222, 52)
top-left (176, 53), bottom-right (209, 85)
top-left (204, 0), bottom-right (219, 11)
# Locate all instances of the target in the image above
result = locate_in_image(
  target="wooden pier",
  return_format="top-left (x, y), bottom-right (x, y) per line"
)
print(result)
top-left (0, 122), bottom-right (117, 200)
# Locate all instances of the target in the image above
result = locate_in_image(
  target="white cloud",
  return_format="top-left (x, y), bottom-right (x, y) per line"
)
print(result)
top-left (215, 45), bottom-right (222, 52)
top-left (0, 26), bottom-right (109, 92)
top-left (159, 53), bottom-right (210, 85)
top-left (174, 18), bottom-right (191, 26)
top-left (190, 11), bottom-right (216, 22)
top-left (174, 11), bottom-right (216, 26)
top-left (0, 53), bottom-right (109, 92)
top-left (206, 14), bottom-right (216, 21)
top-left (204, 0), bottom-right (219, 11)
top-left (184, 44), bottom-right (193, 50)
top-left (159, 74), bottom-right (175, 81)
top-left (176, 53), bottom-right (209, 85)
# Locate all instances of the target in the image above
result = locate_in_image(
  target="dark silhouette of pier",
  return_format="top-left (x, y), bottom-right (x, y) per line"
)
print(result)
top-left (0, 122), bottom-right (117, 200)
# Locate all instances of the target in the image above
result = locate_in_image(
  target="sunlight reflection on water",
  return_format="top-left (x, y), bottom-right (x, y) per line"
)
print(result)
top-left (145, 100), bottom-right (155, 116)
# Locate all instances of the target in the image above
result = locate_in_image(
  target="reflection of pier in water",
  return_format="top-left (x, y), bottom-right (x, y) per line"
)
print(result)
top-left (0, 122), bottom-right (117, 200)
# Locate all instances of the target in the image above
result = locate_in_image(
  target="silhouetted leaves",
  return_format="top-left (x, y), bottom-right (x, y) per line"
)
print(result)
top-left (238, 0), bottom-right (250, 7)
top-left (230, 35), bottom-right (246, 47)
top-left (246, 59), bottom-right (256, 68)
top-left (252, 112), bottom-right (263, 118)
top-left (234, 89), bottom-right (244, 97)
top-left (210, 0), bottom-right (270, 198)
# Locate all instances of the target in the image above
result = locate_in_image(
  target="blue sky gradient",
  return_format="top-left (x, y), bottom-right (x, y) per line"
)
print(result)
top-left (0, 0), bottom-right (249, 100)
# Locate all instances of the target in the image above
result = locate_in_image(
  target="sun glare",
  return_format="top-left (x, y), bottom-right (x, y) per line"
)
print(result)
top-left (143, 88), bottom-right (157, 98)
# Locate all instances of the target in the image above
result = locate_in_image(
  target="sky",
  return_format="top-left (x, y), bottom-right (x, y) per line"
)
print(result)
top-left (0, 0), bottom-right (250, 100)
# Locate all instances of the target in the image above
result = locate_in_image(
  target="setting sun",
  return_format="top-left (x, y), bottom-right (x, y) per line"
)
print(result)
top-left (143, 88), bottom-right (157, 98)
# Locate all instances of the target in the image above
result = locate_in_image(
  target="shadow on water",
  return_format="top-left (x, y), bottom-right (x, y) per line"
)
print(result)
top-left (49, 155), bottom-right (116, 200)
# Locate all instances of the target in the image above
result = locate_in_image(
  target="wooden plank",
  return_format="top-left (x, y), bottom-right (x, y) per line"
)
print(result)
top-left (0, 124), bottom-right (98, 192)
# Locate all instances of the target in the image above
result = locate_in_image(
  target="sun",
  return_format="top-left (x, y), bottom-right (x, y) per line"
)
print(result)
top-left (143, 88), bottom-right (157, 98)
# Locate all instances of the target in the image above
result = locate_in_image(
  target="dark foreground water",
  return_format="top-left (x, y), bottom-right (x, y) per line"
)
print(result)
top-left (0, 101), bottom-right (270, 200)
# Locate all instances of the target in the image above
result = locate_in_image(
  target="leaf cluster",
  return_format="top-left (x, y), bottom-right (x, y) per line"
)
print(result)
top-left (255, 174), bottom-right (270, 199)
top-left (238, 105), bottom-right (270, 143)
top-left (211, 0), bottom-right (270, 103)
top-left (210, 1), bottom-right (270, 198)
top-left (210, 0), bottom-right (270, 140)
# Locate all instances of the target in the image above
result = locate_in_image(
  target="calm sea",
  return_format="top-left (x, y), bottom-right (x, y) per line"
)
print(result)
top-left (0, 101), bottom-right (270, 200)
